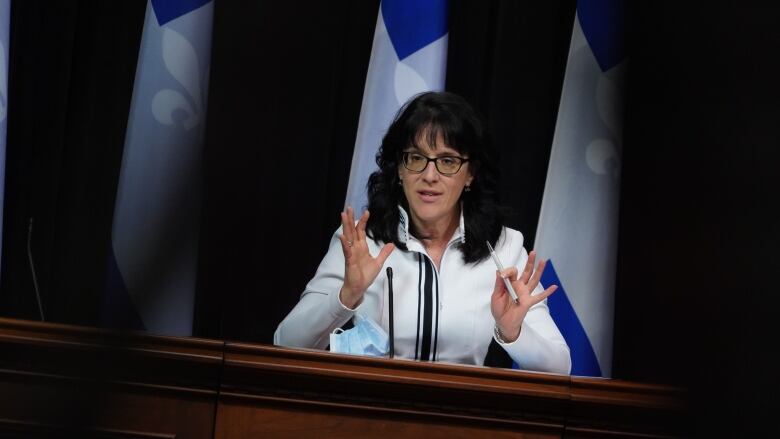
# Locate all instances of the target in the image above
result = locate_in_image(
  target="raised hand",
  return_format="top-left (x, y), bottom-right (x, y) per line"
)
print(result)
top-left (490, 250), bottom-right (558, 343)
top-left (338, 207), bottom-right (396, 309)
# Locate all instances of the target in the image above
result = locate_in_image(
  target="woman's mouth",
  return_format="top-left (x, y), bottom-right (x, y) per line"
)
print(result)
top-left (417, 190), bottom-right (442, 202)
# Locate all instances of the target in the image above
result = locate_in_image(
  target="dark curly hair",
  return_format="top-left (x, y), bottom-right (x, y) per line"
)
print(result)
top-left (365, 91), bottom-right (505, 264)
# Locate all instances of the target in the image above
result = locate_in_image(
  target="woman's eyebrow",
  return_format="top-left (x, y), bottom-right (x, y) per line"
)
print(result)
top-left (404, 145), bottom-right (462, 154)
top-left (433, 148), bottom-right (463, 157)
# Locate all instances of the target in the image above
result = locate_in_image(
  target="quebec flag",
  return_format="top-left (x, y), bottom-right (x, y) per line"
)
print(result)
top-left (344, 0), bottom-right (449, 213)
top-left (534, 0), bottom-right (625, 377)
top-left (102, 0), bottom-right (213, 336)
top-left (0, 0), bottom-right (9, 280)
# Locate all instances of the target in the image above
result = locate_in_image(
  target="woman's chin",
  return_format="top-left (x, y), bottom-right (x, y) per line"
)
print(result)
top-left (410, 204), bottom-right (456, 226)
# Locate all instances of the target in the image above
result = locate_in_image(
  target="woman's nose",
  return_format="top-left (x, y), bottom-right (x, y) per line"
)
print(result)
top-left (421, 160), bottom-right (439, 181)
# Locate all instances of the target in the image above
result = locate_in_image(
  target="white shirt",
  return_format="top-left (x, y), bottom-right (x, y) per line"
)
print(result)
top-left (274, 207), bottom-right (571, 374)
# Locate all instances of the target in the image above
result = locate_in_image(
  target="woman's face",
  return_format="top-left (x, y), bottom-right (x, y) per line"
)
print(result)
top-left (399, 133), bottom-right (474, 230)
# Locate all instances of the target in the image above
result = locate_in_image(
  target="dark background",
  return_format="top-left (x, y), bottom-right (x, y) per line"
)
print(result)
top-left (1, 1), bottom-right (778, 436)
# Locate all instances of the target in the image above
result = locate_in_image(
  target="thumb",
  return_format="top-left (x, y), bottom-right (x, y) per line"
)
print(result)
top-left (376, 242), bottom-right (396, 266)
top-left (491, 271), bottom-right (506, 301)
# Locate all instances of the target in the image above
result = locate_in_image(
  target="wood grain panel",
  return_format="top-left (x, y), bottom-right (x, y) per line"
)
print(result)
top-left (0, 318), bottom-right (223, 439)
top-left (0, 318), bottom-right (688, 438)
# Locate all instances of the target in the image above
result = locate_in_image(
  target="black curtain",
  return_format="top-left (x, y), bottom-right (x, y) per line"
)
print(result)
top-left (193, 0), bottom-right (382, 342)
top-left (615, 2), bottom-right (780, 436)
top-left (0, 0), bottom-right (146, 325)
top-left (447, 1), bottom-right (576, 242)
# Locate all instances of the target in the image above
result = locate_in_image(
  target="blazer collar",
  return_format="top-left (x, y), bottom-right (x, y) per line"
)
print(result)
top-left (397, 204), bottom-right (466, 247)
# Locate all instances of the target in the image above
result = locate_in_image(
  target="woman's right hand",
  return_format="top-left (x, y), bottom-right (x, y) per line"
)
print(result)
top-left (338, 207), bottom-right (396, 309)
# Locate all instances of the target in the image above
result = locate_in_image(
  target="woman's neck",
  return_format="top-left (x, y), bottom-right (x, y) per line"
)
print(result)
top-left (410, 209), bottom-right (460, 248)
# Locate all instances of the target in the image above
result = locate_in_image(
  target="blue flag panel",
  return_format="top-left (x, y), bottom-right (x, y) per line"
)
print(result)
top-left (381, 0), bottom-right (448, 60)
top-left (577, 0), bottom-right (626, 71)
top-left (151, 0), bottom-right (211, 26)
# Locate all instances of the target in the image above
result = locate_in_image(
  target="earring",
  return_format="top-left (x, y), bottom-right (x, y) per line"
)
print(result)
top-left (464, 186), bottom-right (471, 192)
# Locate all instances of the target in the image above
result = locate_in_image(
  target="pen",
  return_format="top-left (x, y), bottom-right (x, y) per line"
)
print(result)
top-left (486, 241), bottom-right (519, 304)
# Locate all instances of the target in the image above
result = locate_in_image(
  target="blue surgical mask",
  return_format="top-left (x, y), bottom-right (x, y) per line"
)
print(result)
top-left (329, 314), bottom-right (389, 357)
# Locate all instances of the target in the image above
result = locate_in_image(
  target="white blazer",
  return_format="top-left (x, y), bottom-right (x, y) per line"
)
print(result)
top-left (274, 207), bottom-right (571, 374)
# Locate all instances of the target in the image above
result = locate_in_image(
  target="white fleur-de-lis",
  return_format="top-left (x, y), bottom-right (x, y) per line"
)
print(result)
top-left (0, 41), bottom-right (8, 123)
top-left (151, 28), bottom-right (203, 130)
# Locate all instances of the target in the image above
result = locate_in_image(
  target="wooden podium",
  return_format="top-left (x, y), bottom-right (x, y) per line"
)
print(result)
top-left (0, 318), bottom-right (687, 438)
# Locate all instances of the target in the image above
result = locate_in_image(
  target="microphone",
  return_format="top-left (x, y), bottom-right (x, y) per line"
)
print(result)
top-left (386, 266), bottom-right (394, 358)
top-left (27, 218), bottom-right (45, 321)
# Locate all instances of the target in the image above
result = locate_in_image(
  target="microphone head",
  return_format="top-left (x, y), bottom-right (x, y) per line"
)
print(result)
top-left (386, 266), bottom-right (393, 278)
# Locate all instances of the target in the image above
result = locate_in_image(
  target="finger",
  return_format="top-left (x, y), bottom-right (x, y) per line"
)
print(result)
top-left (528, 258), bottom-right (548, 291)
top-left (357, 209), bottom-right (369, 242)
top-left (339, 212), bottom-right (351, 246)
top-left (519, 250), bottom-right (536, 284)
top-left (499, 266), bottom-right (518, 281)
top-left (375, 242), bottom-right (396, 266)
top-left (341, 210), bottom-right (354, 243)
top-left (338, 234), bottom-right (353, 259)
top-left (346, 207), bottom-right (360, 244)
top-left (530, 284), bottom-right (558, 306)
top-left (347, 206), bottom-right (355, 229)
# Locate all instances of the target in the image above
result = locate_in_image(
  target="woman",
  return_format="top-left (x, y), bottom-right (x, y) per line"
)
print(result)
top-left (275, 92), bottom-right (570, 374)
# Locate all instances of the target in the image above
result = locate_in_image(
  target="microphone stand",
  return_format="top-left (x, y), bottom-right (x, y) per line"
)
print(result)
top-left (386, 267), bottom-right (394, 358)
top-left (27, 218), bottom-right (45, 321)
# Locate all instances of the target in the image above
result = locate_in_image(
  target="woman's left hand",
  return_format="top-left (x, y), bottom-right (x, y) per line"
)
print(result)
top-left (490, 250), bottom-right (558, 343)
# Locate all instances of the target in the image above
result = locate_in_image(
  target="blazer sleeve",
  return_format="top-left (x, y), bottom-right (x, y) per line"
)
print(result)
top-left (273, 228), bottom-right (359, 349)
top-left (495, 229), bottom-right (572, 375)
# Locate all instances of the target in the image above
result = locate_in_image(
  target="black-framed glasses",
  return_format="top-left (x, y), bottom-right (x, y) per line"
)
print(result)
top-left (401, 152), bottom-right (469, 175)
